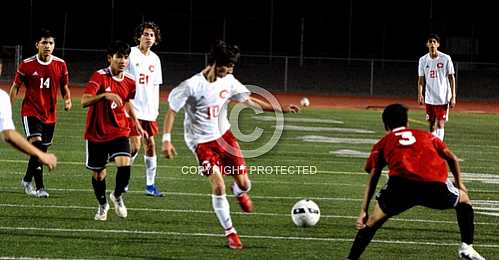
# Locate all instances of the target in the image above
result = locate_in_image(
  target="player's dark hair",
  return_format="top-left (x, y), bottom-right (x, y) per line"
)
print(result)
top-left (427, 33), bottom-right (440, 43)
top-left (382, 103), bottom-right (408, 131)
top-left (208, 40), bottom-right (240, 66)
top-left (35, 28), bottom-right (55, 42)
top-left (134, 21), bottom-right (161, 45)
top-left (107, 40), bottom-right (131, 57)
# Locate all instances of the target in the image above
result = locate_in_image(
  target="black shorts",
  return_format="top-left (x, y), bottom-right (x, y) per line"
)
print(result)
top-left (22, 116), bottom-right (55, 146)
top-left (376, 177), bottom-right (460, 216)
top-left (85, 137), bottom-right (131, 171)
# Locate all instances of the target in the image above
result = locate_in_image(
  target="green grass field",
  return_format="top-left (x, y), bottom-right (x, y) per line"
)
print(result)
top-left (1, 98), bottom-right (498, 259)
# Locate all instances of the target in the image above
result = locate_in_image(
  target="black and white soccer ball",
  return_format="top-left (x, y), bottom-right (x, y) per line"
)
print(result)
top-left (291, 199), bottom-right (320, 227)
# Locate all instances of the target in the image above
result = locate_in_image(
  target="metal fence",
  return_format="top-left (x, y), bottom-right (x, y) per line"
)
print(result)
top-left (2, 46), bottom-right (499, 99)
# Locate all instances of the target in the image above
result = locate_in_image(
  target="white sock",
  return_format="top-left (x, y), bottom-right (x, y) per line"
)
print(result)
top-left (436, 128), bottom-right (444, 140)
top-left (144, 155), bottom-right (157, 186)
top-left (232, 181), bottom-right (251, 197)
top-left (212, 194), bottom-right (234, 232)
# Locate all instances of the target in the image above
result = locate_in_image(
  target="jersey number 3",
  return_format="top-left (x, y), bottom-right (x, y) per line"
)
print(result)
top-left (395, 131), bottom-right (416, 146)
top-left (39, 77), bottom-right (50, 89)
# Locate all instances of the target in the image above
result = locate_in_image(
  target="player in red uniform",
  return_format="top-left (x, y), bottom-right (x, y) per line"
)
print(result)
top-left (82, 40), bottom-right (145, 221)
top-left (9, 28), bottom-right (71, 198)
top-left (347, 104), bottom-right (484, 260)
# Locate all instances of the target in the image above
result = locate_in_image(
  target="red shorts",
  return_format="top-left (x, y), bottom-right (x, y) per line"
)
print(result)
top-left (195, 131), bottom-right (247, 176)
top-left (425, 104), bottom-right (449, 122)
top-left (128, 118), bottom-right (159, 137)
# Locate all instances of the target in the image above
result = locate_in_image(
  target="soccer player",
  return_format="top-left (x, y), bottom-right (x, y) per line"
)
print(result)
top-left (9, 28), bottom-right (71, 198)
top-left (347, 104), bottom-right (485, 260)
top-left (82, 40), bottom-right (145, 221)
top-left (127, 21), bottom-right (164, 197)
top-left (418, 33), bottom-right (456, 141)
top-left (161, 40), bottom-right (300, 249)
top-left (0, 89), bottom-right (57, 170)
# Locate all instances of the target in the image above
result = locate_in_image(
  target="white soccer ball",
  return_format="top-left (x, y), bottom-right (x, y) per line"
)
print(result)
top-left (291, 199), bottom-right (320, 227)
top-left (300, 97), bottom-right (310, 107)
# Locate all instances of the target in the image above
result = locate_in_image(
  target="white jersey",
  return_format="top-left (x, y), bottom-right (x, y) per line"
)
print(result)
top-left (418, 51), bottom-right (455, 105)
top-left (168, 73), bottom-right (250, 151)
top-left (127, 46), bottom-right (163, 121)
top-left (0, 90), bottom-right (15, 131)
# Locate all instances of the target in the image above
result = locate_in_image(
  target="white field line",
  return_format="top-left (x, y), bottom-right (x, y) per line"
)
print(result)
top-left (1, 203), bottom-right (498, 226)
top-left (0, 226), bottom-right (498, 249)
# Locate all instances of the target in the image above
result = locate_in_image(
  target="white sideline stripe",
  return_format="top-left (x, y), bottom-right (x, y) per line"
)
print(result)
top-left (476, 212), bottom-right (499, 217)
top-left (1, 203), bottom-right (497, 226)
top-left (1, 226), bottom-right (498, 249)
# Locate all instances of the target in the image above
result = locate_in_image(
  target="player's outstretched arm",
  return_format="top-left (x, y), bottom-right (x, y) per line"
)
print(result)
top-left (161, 109), bottom-right (177, 159)
top-left (1, 129), bottom-right (57, 170)
top-left (440, 147), bottom-right (467, 192)
top-left (245, 96), bottom-right (300, 113)
top-left (356, 167), bottom-right (382, 230)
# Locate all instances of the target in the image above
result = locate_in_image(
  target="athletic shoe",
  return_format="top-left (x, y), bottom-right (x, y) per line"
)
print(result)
top-left (236, 193), bottom-right (253, 213)
top-left (124, 185), bottom-right (129, 193)
top-left (21, 180), bottom-right (36, 196)
top-left (459, 243), bottom-right (486, 260)
top-left (35, 188), bottom-right (49, 198)
top-left (226, 232), bottom-right (243, 249)
top-left (94, 203), bottom-right (110, 221)
top-left (110, 192), bottom-right (127, 218)
top-left (145, 185), bottom-right (164, 197)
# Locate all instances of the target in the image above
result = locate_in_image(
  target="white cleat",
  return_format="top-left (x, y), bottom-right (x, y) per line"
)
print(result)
top-left (21, 180), bottom-right (36, 196)
top-left (35, 188), bottom-right (49, 198)
top-left (110, 192), bottom-right (127, 218)
top-left (459, 243), bottom-right (486, 260)
top-left (94, 203), bottom-right (110, 221)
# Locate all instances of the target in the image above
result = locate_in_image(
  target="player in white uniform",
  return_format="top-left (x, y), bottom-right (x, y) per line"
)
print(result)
top-left (127, 21), bottom-right (164, 196)
top-left (161, 41), bottom-right (300, 249)
top-left (0, 89), bottom-right (57, 171)
top-left (418, 33), bottom-right (456, 141)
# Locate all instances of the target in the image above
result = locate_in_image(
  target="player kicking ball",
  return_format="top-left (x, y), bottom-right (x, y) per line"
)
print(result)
top-left (162, 40), bottom-right (299, 249)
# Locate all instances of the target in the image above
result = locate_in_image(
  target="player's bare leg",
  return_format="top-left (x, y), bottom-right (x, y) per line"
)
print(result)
top-left (347, 203), bottom-right (389, 260)
top-left (232, 173), bottom-right (253, 213)
top-left (435, 119), bottom-right (445, 140)
top-left (144, 136), bottom-right (162, 196)
top-left (129, 135), bottom-right (141, 163)
top-left (209, 167), bottom-right (242, 249)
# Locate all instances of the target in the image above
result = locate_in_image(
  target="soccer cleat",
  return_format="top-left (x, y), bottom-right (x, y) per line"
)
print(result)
top-left (94, 203), bottom-right (110, 221)
top-left (236, 193), bottom-right (253, 213)
top-left (459, 243), bottom-right (486, 260)
top-left (226, 232), bottom-right (243, 249)
top-left (35, 188), bottom-right (49, 198)
top-left (110, 192), bottom-right (128, 218)
top-left (145, 185), bottom-right (164, 197)
top-left (21, 180), bottom-right (36, 196)
top-left (124, 185), bottom-right (129, 193)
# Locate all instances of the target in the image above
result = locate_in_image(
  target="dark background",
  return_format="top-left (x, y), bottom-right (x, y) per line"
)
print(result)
top-left (0, 0), bottom-right (495, 62)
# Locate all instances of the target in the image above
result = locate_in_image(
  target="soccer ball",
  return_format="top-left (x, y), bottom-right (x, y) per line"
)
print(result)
top-left (300, 97), bottom-right (310, 107)
top-left (291, 199), bottom-right (320, 227)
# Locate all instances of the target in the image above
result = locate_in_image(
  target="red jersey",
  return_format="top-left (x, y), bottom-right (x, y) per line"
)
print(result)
top-left (14, 55), bottom-right (69, 123)
top-left (365, 127), bottom-right (449, 183)
top-left (84, 68), bottom-right (136, 143)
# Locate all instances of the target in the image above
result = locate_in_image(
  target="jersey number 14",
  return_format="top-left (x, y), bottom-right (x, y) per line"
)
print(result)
top-left (39, 77), bottom-right (50, 88)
